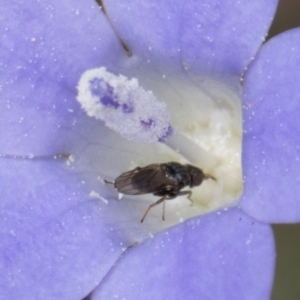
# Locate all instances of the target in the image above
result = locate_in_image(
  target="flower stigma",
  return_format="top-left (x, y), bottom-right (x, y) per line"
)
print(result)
top-left (77, 67), bottom-right (243, 229)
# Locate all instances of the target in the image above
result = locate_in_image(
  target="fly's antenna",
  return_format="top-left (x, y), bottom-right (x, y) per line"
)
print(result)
top-left (204, 173), bottom-right (216, 181)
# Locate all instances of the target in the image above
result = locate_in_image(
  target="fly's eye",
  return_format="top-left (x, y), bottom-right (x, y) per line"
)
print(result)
top-left (186, 165), bottom-right (205, 187)
top-left (192, 171), bottom-right (204, 186)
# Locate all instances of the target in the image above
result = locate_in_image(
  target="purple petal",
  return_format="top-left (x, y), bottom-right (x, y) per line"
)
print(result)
top-left (104, 0), bottom-right (278, 84)
top-left (0, 0), bottom-right (124, 154)
top-left (241, 28), bottom-right (300, 223)
top-left (0, 157), bottom-right (148, 299)
top-left (92, 208), bottom-right (275, 300)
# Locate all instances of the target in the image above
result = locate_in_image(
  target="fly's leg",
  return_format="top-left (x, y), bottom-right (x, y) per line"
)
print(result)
top-left (176, 190), bottom-right (193, 204)
top-left (162, 200), bottom-right (165, 221)
top-left (140, 195), bottom-right (168, 223)
top-left (132, 167), bottom-right (141, 171)
top-left (104, 179), bottom-right (114, 185)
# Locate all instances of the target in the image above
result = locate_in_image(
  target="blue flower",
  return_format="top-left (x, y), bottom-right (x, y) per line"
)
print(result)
top-left (2, 0), bottom-right (299, 299)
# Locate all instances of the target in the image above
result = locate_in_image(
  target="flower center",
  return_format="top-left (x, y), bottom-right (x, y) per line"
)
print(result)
top-left (77, 68), bottom-right (242, 229)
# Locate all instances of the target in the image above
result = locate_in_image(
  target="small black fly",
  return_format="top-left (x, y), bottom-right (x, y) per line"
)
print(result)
top-left (105, 162), bottom-right (215, 223)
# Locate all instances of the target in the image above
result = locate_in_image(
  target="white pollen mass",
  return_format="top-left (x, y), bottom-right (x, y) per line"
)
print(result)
top-left (77, 67), bottom-right (171, 143)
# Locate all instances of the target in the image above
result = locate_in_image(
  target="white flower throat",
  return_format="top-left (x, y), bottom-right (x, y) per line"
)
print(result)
top-left (77, 67), bottom-right (243, 227)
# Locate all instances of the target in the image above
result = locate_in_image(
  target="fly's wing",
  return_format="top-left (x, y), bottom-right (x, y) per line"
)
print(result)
top-left (114, 164), bottom-right (169, 195)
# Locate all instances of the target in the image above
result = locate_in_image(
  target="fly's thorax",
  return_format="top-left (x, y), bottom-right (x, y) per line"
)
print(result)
top-left (164, 162), bottom-right (191, 188)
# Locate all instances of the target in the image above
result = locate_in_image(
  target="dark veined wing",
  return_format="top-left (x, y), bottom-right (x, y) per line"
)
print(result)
top-left (114, 164), bottom-right (170, 195)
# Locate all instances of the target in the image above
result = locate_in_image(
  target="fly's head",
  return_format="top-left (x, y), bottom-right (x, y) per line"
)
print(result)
top-left (185, 165), bottom-right (203, 187)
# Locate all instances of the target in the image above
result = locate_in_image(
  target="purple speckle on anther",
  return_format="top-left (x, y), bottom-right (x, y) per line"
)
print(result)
top-left (158, 125), bottom-right (173, 142)
top-left (89, 79), bottom-right (121, 109)
top-left (100, 96), bottom-right (120, 109)
top-left (122, 103), bottom-right (134, 113)
top-left (140, 118), bottom-right (155, 128)
top-left (89, 78), bottom-right (107, 97)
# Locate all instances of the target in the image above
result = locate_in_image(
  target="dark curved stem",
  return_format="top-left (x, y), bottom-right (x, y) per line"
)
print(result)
top-left (95, 0), bottom-right (132, 57)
